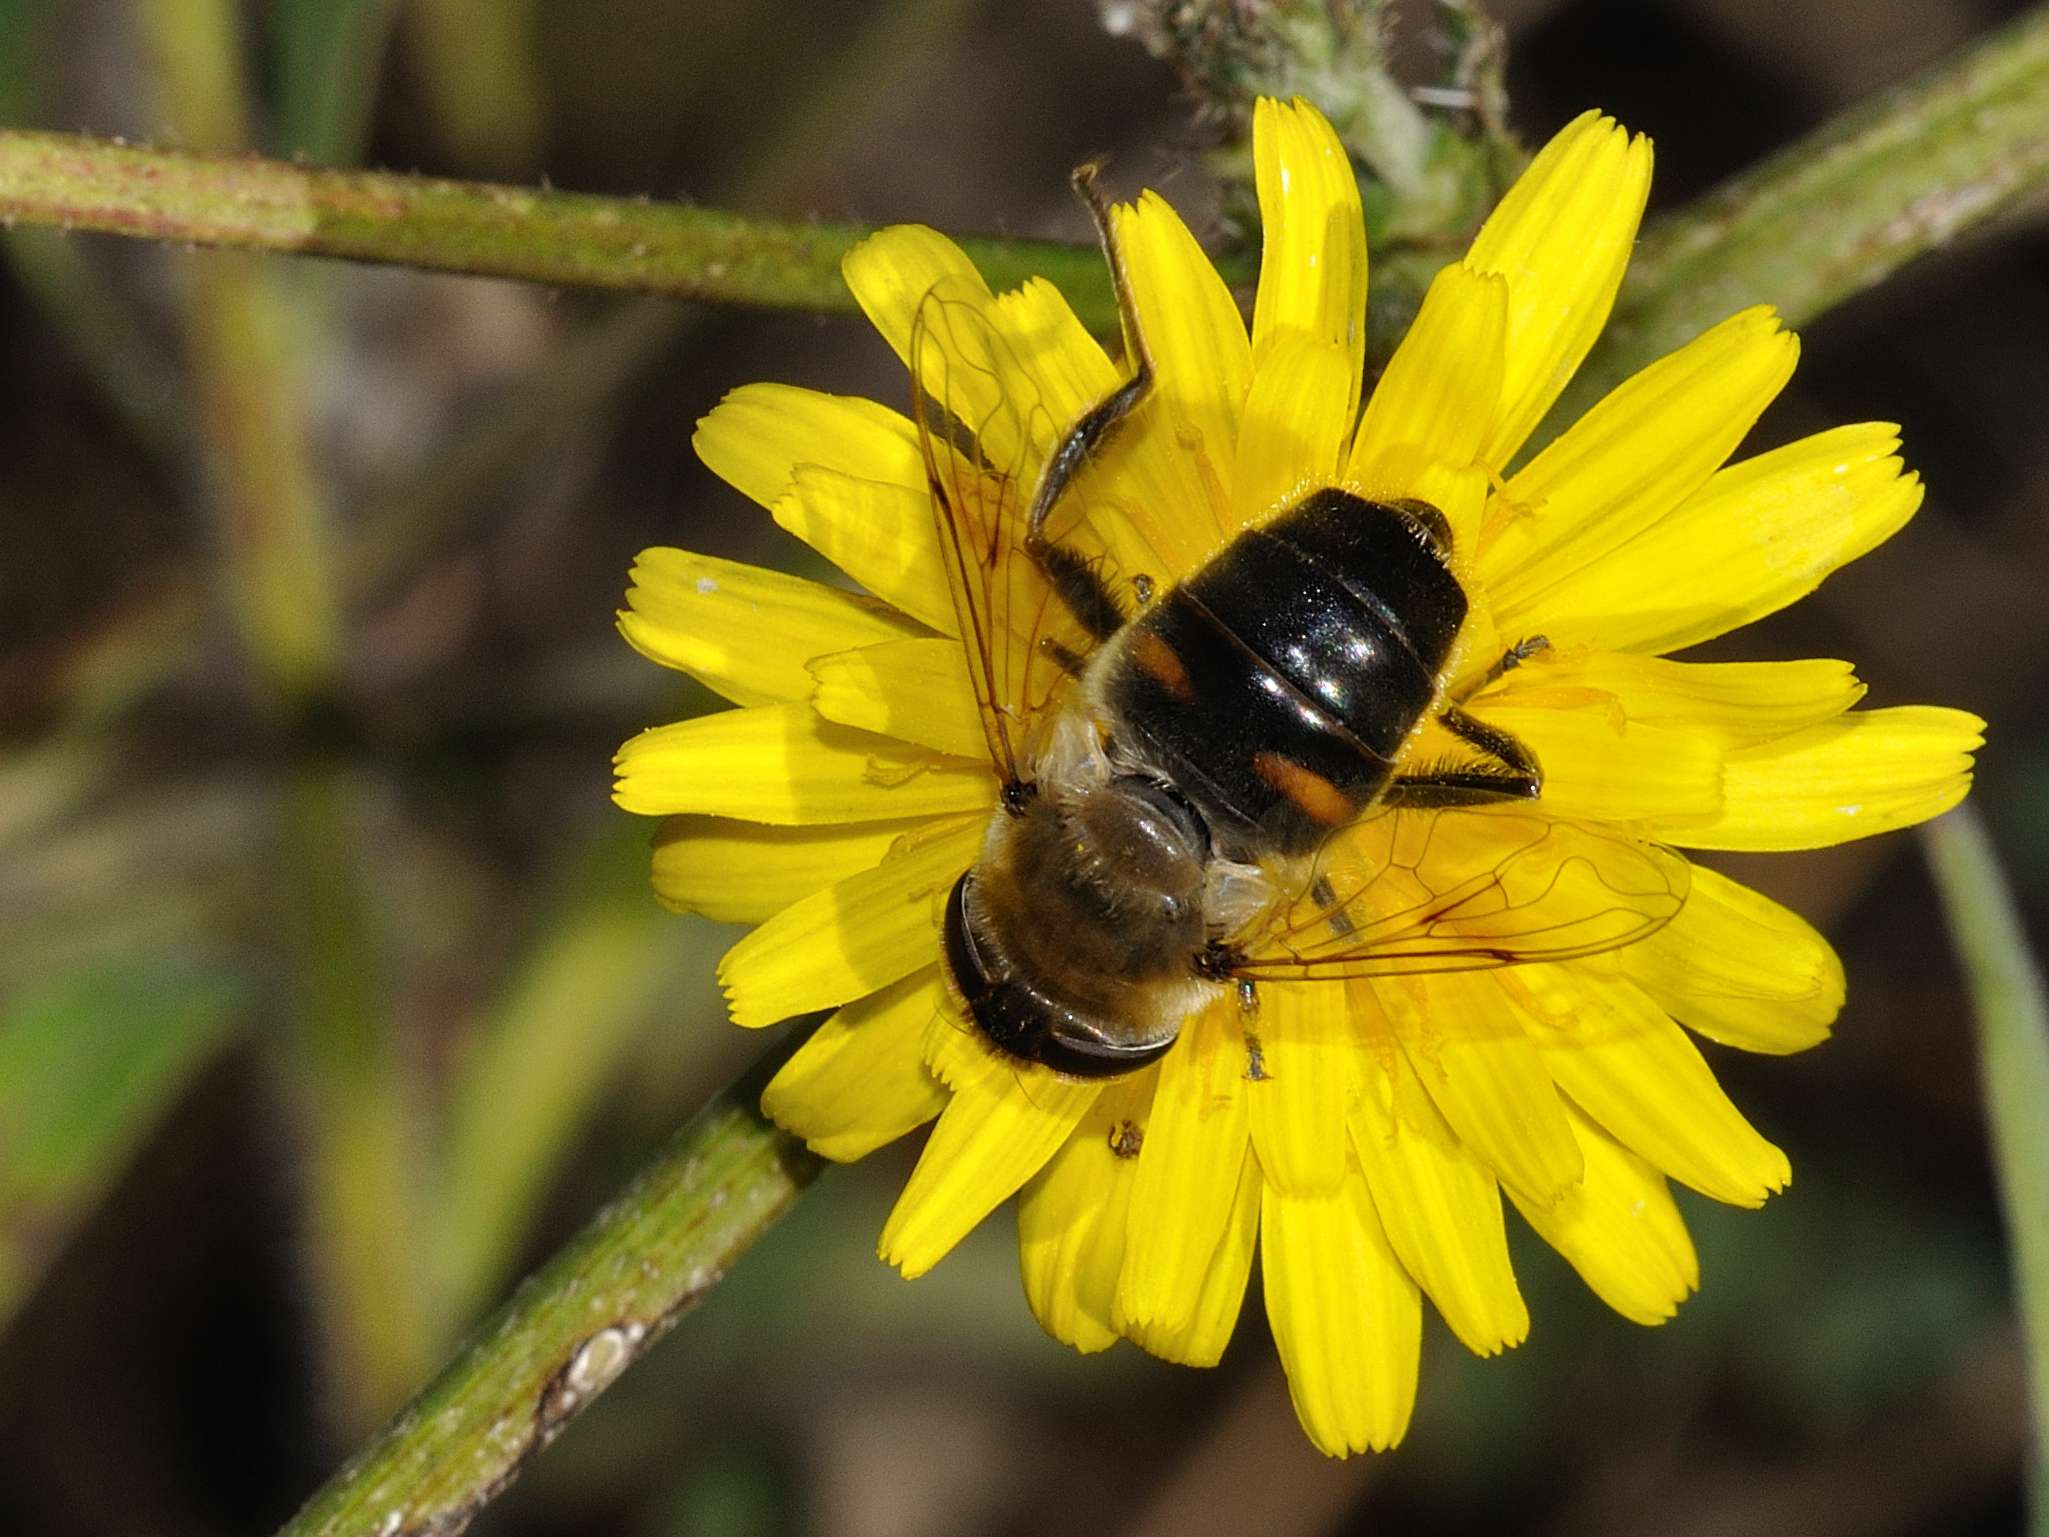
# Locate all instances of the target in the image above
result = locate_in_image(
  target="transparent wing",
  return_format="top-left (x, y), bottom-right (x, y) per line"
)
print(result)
top-left (1231, 806), bottom-right (1691, 981)
top-left (910, 276), bottom-right (1127, 783)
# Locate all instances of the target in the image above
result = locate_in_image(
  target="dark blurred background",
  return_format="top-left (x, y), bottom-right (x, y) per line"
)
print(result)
top-left (0, 1), bottom-right (2044, 1534)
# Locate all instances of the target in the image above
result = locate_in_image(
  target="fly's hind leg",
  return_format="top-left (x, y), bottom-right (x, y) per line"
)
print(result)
top-left (1384, 704), bottom-right (1543, 808)
top-left (1022, 161), bottom-right (1156, 644)
top-left (1385, 635), bottom-right (1550, 807)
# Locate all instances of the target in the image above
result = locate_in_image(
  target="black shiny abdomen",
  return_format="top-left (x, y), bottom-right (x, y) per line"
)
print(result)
top-left (1103, 488), bottom-right (1465, 857)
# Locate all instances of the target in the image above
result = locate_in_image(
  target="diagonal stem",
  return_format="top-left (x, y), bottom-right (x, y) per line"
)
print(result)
top-left (276, 1055), bottom-right (822, 1537)
top-left (1551, 2), bottom-right (2049, 421)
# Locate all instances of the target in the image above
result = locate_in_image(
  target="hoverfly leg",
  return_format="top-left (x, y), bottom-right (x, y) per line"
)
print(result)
top-left (1454, 634), bottom-right (1550, 701)
top-left (1309, 874), bottom-right (1357, 938)
top-left (1385, 703), bottom-right (1543, 808)
top-left (1034, 542), bottom-right (1126, 643)
top-left (1234, 976), bottom-right (1268, 1079)
top-left (1018, 160), bottom-right (1158, 645)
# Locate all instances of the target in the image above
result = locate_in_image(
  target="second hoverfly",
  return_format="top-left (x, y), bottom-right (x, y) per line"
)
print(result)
top-left (919, 165), bottom-right (1686, 1079)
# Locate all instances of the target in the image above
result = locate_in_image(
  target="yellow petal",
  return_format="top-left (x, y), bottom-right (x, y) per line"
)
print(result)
top-left (1618, 864), bottom-right (1844, 1055)
top-left (1245, 978), bottom-right (1355, 1196)
top-left (613, 703), bottom-right (995, 823)
top-left (650, 814), bottom-right (933, 924)
top-left (1350, 1033), bottom-right (1528, 1357)
top-left (1513, 965), bottom-right (1790, 1207)
top-left (761, 969), bottom-right (949, 1161)
top-left (1232, 330), bottom-right (1354, 525)
top-left (1347, 264), bottom-right (1506, 488)
top-left (842, 223), bottom-right (991, 368)
top-left (1480, 307), bottom-right (1799, 622)
top-left (1115, 188), bottom-right (1251, 518)
top-left (1252, 96), bottom-right (1367, 419)
top-left (1668, 706), bottom-right (1984, 851)
top-left (1463, 111), bottom-right (1651, 466)
top-left (1261, 1170), bottom-right (1421, 1456)
top-left (619, 547), bottom-right (921, 707)
top-left (1383, 971), bottom-right (1583, 1206)
top-left (1119, 995), bottom-right (1254, 1333)
top-left (880, 1056), bottom-right (1098, 1279)
top-left (717, 814), bottom-right (981, 1026)
top-left (1541, 424), bottom-right (1922, 655)
top-left (773, 467), bottom-right (956, 635)
top-left (991, 273), bottom-right (1208, 580)
top-left (694, 381), bottom-right (923, 508)
top-left (1509, 1104), bottom-right (1699, 1325)
top-left (1018, 1074), bottom-right (1153, 1354)
top-left (991, 275), bottom-right (1120, 428)
top-left (919, 998), bottom-right (1006, 1091)
top-left (808, 636), bottom-right (985, 760)
top-left (1481, 652), bottom-right (1865, 748)
top-left (1468, 696), bottom-right (1724, 823)
top-left (1120, 1147), bottom-right (1261, 1367)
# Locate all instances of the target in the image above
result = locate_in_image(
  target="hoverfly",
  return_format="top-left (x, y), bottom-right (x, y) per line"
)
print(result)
top-left (917, 165), bottom-right (1687, 1078)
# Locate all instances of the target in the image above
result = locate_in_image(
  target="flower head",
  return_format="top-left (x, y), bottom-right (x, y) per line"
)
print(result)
top-left (615, 99), bottom-right (1984, 1456)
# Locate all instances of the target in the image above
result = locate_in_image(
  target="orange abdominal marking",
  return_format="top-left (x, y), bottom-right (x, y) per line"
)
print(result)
top-left (1131, 629), bottom-right (1197, 701)
top-left (1253, 751), bottom-right (1355, 826)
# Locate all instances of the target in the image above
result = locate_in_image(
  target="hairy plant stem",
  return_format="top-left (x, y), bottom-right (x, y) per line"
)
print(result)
top-left (277, 1059), bottom-right (823, 1537)
top-left (0, 129), bottom-right (1132, 326)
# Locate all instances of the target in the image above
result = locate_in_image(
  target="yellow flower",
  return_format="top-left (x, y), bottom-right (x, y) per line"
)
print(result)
top-left (614, 99), bottom-right (1984, 1456)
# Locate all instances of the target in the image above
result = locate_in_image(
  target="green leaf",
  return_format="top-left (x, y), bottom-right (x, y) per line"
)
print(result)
top-left (270, 0), bottom-right (405, 166)
top-left (1925, 805), bottom-right (2049, 1533)
top-left (0, 957), bottom-right (242, 1329)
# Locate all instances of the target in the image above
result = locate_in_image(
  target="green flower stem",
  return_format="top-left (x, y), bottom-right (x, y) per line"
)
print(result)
top-left (1925, 806), bottom-right (2049, 1533)
top-left (277, 1055), bottom-right (823, 1537)
top-left (1554, 2), bottom-right (2049, 422)
top-left (0, 128), bottom-right (1130, 325)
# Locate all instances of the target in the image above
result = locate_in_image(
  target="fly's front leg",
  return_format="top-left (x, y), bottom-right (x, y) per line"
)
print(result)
top-left (1022, 161), bottom-right (1156, 644)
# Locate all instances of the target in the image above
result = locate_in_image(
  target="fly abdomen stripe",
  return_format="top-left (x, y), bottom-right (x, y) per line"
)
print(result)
top-left (1252, 751), bottom-right (1357, 827)
top-left (1129, 627), bottom-right (1197, 701)
top-left (1098, 489), bottom-right (1471, 859)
